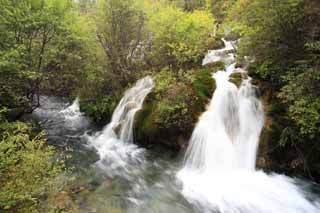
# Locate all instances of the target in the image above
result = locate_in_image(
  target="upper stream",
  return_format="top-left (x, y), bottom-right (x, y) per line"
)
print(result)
top-left (32, 40), bottom-right (320, 213)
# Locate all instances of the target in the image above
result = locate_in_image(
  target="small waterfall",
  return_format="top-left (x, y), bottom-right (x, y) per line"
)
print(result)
top-left (183, 66), bottom-right (264, 171)
top-left (33, 96), bottom-right (90, 131)
top-left (89, 76), bottom-right (154, 179)
top-left (177, 40), bottom-right (320, 213)
top-left (202, 38), bottom-right (235, 66)
top-left (60, 97), bottom-right (90, 129)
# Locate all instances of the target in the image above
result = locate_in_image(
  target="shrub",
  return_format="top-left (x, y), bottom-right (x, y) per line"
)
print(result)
top-left (0, 120), bottom-right (64, 211)
top-left (145, 4), bottom-right (215, 69)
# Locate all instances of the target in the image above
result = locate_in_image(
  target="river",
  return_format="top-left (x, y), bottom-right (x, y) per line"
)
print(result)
top-left (31, 40), bottom-right (320, 213)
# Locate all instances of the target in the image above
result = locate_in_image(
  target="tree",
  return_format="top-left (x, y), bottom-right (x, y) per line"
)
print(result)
top-left (0, 0), bottom-right (91, 115)
top-left (145, 3), bottom-right (215, 69)
top-left (96, 0), bottom-right (145, 85)
top-left (206, 0), bottom-right (236, 22)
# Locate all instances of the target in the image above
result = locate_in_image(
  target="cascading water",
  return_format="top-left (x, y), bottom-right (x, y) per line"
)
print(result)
top-left (88, 76), bottom-right (154, 179)
top-left (177, 40), bottom-right (320, 213)
top-left (33, 96), bottom-right (90, 135)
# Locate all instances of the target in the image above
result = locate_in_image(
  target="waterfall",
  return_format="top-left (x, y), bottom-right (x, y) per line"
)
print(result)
top-left (60, 97), bottom-right (90, 129)
top-left (183, 65), bottom-right (264, 172)
top-left (33, 96), bottom-right (90, 131)
top-left (177, 40), bottom-right (320, 213)
top-left (89, 76), bottom-right (154, 178)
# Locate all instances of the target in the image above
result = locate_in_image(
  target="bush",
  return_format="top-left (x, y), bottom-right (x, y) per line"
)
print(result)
top-left (145, 4), bottom-right (215, 69)
top-left (80, 95), bottom-right (118, 124)
top-left (0, 120), bottom-right (64, 212)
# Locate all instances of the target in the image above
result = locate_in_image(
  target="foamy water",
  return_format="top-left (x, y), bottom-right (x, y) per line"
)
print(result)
top-left (178, 40), bottom-right (320, 213)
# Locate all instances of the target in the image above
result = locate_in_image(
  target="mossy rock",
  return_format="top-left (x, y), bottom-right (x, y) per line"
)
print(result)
top-left (256, 127), bottom-right (273, 169)
top-left (134, 68), bottom-right (216, 149)
top-left (235, 57), bottom-right (246, 68)
top-left (224, 31), bottom-right (240, 41)
top-left (191, 69), bottom-right (216, 111)
top-left (206, 37), bottom-right (225, 50)
top-left (203, 61), bottom-right (225, 70)
top-left (229, 72), bottom-right (248, 88)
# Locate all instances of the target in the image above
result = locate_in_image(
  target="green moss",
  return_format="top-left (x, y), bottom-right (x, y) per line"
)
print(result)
top-left (203, 61), bottom-right (225, 70)
top-left (229, 72), bottom-right (247, 88)
top-left (206, 37), bottom-right (225, 50)
top-left (224, 31), bottom-right (240, 41)
top-left (135, 100), bottom-right (158, 136)
top-left (135, 68), bottom-right (216, 147)
top-left (192, 69), bottom-right (215, 100)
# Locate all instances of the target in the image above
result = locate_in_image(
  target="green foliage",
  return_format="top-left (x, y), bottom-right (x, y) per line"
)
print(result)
top-left (80, 96), bottom-right (118, 124)
top-left (228, 0), bottom-right (305, 82)
top-left (188, 69), bottom-right (215, 102)
top-left (0, 0), bottom-right (93, 114)
top-left (279, 66), bottom-right (320, 138)
top-left (82, 0), bottom-right (216, 123)
top-left (146, 3), bottom-right (215, 69)
top-left (226, 0), bottom-right (320, 139)
top-left (0, 120), bottom-right (64, 211)
top-left (171, 0), bottom-right (206, 11)
top-left (96, 0), bottom-right (145, 85)
top-left (206, 0), bottom-right (236, 22)
top-left (135, 68), bottom-right (214, 145)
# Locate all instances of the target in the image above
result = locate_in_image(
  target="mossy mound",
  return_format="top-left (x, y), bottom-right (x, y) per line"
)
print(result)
top-left (135, 68), bottom-right (215, 148)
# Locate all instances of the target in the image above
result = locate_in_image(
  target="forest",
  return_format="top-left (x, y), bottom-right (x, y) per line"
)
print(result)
top-left (0, 0), bottom-right (319, 212)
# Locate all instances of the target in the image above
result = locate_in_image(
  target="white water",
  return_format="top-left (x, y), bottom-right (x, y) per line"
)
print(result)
top-left (202, 39), bottom-right (236, 66)
top-left (178, 40), bottom-right (320, 213)
top-left (88, 76), bottom-right (154, 178)
top-left (60, 97), bottom-right (90, 129)
top-left (33, 96), bottom-right (90, 131)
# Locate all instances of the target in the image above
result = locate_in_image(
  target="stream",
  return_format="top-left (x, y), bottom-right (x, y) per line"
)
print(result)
top-left (32, 96), bottom-right (195, 213)
top-left (31, 40), bottom-right (320, 213)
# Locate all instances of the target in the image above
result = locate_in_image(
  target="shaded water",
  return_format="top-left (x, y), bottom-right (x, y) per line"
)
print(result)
top-left (32, 46), bottom-right (320, 212)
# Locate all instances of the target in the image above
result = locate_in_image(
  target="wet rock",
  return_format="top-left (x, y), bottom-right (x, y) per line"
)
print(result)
top-left (256, 127), bottom-right (273, 170)
top-left (113, 121), bottom-right (124, 135)
top-left (124, 101), bottom-right (138, 112)
top-left (229, 72), bottom-right (248, 88)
